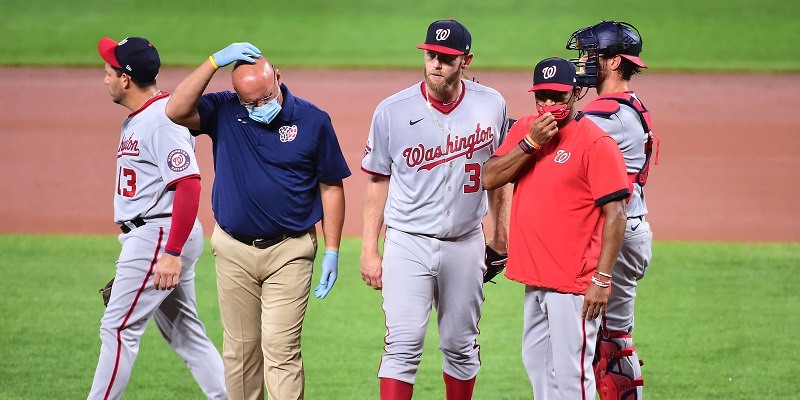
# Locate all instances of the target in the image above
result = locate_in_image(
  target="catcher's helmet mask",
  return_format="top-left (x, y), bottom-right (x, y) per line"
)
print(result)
top-left (566, 21), bottom-right (645, 88)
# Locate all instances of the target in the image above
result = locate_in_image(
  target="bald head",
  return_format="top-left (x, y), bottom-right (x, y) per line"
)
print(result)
top-left (232, 56), bottom-right (281, 104)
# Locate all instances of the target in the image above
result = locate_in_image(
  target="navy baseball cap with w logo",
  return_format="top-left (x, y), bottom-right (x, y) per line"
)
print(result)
top-left (529, 57), bottom-right (577, 92)
top-left (98, 37), bottom-right (160, 82)
top-left (417, 19), bottom-right (471, 55)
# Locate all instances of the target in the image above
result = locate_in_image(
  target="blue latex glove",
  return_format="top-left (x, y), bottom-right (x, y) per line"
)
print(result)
top-left (212, 42), bottom-right (261, 68)
top-left (314, 250), bottom-right (339, 299)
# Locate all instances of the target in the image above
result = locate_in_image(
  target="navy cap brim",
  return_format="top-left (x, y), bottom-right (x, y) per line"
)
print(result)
top-left (98, 37), bottom-right (121, 68)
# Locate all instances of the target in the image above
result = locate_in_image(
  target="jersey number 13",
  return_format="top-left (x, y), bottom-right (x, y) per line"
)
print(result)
top-left (117, 167), bottom-right (137, 197)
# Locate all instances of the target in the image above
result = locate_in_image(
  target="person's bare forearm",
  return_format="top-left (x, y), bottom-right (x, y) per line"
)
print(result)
top-left (487, 183), bottom-right (512, 252)
top-left (361, 176), bottom-right (389, 253)
top-left (596, 200), bottom-right (626, 276)
top-left (360, 175), bottom-right (389, 290)
top-left (319, 181), bottom-right (345, 252)
top-left (165, 59), bottom-right (217, 130)
top-left (481, 149), bottom-right (532, 191)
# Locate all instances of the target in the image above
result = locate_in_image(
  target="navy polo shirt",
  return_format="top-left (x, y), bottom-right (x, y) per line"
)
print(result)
top-left (194, 84), bottom-right (351, 241)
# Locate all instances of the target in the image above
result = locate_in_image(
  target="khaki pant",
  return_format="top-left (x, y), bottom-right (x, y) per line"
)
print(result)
top-left (211, 224), bottom-right (317, 400)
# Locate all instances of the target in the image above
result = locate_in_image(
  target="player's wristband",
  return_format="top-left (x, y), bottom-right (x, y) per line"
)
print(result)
top-left (518, 136), bottom-right (541, 154)
top-left (591, 276), bottom-right (611, 288)
top-left (526, 135), bottom-right (542, 149)
top-left (209, 55), bottom-right (220, 70)
top-left (596, 271), bottom-right (612, 279)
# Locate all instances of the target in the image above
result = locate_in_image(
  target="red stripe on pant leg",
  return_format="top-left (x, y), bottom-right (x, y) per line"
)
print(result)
top-left (580, 318), bottom-right (587, 400)
top-left (377, 298), bottom-right (389, 378)
top-left (103, 228), bottom-right (164, 400)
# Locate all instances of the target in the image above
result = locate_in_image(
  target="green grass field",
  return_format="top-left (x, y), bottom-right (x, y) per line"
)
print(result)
top-left (1, 235), bottom-right (798, 399)
top-left (1, 0), bottom-right (799, 71)
top-left (2, 0), bottom-right (799, 398)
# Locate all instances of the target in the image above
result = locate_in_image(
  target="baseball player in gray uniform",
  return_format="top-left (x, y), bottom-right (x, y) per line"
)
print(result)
top-left (88, 37), bottom-right (226, 400)
top-left (360, 19), bottom-right (511, 400)
top-left (567, 21), bottom-right (660, 399)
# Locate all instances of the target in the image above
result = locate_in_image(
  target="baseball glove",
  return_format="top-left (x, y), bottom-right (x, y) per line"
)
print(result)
top-left (99, 278), bottom-right (114, 307)
top-left (483, 245), bottom-right (508, 284)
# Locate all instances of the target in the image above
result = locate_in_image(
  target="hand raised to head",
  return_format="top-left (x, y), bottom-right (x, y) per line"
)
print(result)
top-left (212, 43), bottom-right (261, 68)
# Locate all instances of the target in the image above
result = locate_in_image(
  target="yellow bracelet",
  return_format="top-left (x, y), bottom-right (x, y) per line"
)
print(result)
top-left (208, 55), bottom-right (219, 70)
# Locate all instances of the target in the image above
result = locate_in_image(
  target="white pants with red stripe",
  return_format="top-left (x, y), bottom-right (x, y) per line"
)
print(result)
top-left (377, 227), bottom-right (486, 384)
top-left (522, 287), bottom-right (599, 400)
top-left (88, 220), bottom-right (227, 400)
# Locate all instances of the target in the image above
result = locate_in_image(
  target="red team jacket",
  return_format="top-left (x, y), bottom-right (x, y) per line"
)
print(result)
top-left (493, 114), bottom-right (630, 295)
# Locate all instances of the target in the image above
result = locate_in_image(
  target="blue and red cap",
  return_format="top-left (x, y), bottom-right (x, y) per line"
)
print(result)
top-left (417, 19), bottom-right (471, 56)
top-left (98, 37), bottom-right (160, 82)
top-left (529, 57), bottom-right (578, 92)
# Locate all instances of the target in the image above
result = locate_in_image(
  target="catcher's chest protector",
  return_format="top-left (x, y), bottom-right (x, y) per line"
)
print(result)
top-left (580, 94), bottom-right (659, 186)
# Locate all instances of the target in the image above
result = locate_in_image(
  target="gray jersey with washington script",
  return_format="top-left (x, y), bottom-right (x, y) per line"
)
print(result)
top-left (585, 95), bottom-right (648, 217)
top-left (114, 96), bottom-right (200, 223)
top-left (362, 79), bottom-right (508, 238)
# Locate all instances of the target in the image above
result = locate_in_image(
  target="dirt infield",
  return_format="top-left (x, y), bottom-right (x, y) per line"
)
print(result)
top-left (1, 67), bottom-right (798, 242)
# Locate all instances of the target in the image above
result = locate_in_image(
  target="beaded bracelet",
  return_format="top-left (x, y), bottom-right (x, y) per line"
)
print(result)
top-left (596, 271), bottom-right (612, 279)
top-left (591, 276), bottom-right (611, 288)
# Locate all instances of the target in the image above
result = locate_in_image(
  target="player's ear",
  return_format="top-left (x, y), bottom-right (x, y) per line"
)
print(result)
top-left (571, 88), bottom-right (581, 103)
top-left (461, 53), bottom-right (474, 69)
top-left (611, 55), bottom-right (622, 71)
top-left (120, 73), bottom-right (131, 89)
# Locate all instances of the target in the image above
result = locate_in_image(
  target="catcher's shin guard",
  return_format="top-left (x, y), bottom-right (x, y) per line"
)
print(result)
top-left (594, 330), bottom-right (644, 400)
top-left (597, 372), bottom-right (643, 400)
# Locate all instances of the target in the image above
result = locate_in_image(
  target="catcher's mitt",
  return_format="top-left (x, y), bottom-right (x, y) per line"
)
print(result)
top-left (99, 278), bottom-right (114, 307)
top-left (483, 245), bottom-right (508, 284)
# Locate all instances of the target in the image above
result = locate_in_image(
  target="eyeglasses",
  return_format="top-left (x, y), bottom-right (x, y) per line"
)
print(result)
top-left (238, 78), bottom-right (280, 109)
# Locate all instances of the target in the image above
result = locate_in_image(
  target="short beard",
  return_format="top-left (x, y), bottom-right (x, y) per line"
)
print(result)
top-left (110, 91), bottom-right (123, 104)
top-left (424, 66), bottom-right (461, 94)
top-left (595, 64), bottom-right (608, 93)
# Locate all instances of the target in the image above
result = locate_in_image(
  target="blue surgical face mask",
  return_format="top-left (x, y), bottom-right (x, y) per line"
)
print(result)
top-left (247, 96), bottom-right (281, 124)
